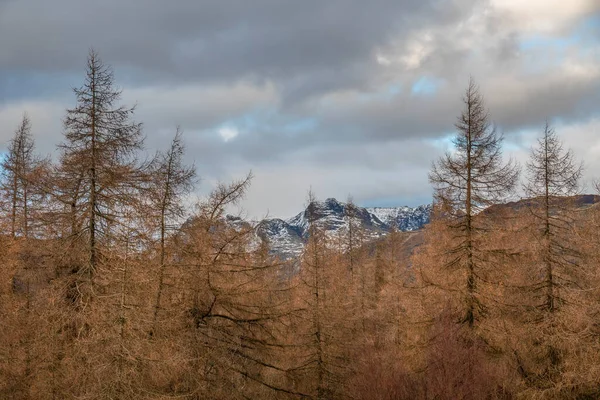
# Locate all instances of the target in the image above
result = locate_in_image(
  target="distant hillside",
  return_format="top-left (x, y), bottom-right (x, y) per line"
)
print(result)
top-left (483, 194), bottom-right (600, 215)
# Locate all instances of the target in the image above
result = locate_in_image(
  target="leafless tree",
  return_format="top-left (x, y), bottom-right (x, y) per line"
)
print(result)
top-left (524, 121), bottom-right (583, 313)
top-left (1, 113), bottom-right (46, 239)
top-left (294, 191), bottom-right (356, 399)
top-left (518, 121), bottom-right (585, 387)
top-left (147, 126), bottom-right (195, 336)
top-left (428, 78), bottom-right (519, 328)
top-left (58, 49), bottom-right (143, 303)
top-left (168, 174), bottom-right (304, 398)
top-left (344, 197), bottom-right (362, 276)
top-left (304, 190), bottom-right (328, 399)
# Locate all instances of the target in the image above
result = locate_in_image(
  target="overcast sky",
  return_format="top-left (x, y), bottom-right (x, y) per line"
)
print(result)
top-left (0, 0), bottom-right (599, 218)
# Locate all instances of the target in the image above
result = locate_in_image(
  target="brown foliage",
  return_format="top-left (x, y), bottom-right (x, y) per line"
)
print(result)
top-left (3, 53), bottom-right (600, 400)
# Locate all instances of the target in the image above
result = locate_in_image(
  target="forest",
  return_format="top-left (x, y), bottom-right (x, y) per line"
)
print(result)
top-left (1, 50), bottom-right (600, 400)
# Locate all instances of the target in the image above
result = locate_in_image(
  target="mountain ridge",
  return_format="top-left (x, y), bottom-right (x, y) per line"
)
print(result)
top-left (254, 198), bottom-right (431, 257)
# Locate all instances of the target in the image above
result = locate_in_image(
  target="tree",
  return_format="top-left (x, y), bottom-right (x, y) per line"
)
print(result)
top-left (147, 127), bottom-right (195, 336)
top-left (1, 113), bottom-right (42, 239)
top-left (304, 190), bottom-right (328, 399)
top-left (343, 197), bottom-right (369, 336)
top-left (169, 174), bottom-right (303, 398)
top-left (518, 121), bottom-right (585, 388)
top-left (524, 121), bottom-right (582, 313)
top-left (0, 114), bottom-right (50, 398)
top-left (291, 191), bottom-right (356, 399)
top-left (344, 197), bottom-right (363, 277)
top-left (58, 49), bottom-right (143, 301)
top-left (428, 78), bottom-right (519, 328)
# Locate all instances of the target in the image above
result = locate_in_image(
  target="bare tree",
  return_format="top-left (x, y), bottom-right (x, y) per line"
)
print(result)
top-left (519, 121), bottom-right (584, 385)
top-left (524, 121), bottom-right (583, 313)
top-left (293, 191), bottom-right (356, 399)
top-left (428, 78), bottom-right (519, 328)
top-left (166, 173), bottom-right (304, 398)
top-left (148, 127), bottom-right (195, 336)
top-left (344, 196), bottom-right (362, 277)
top-left (58, 49), bottom-right (143, 301)
top-left (304, 190), bottom-right (328, 399)
top-left (1, 113), bottom-right (42, 239)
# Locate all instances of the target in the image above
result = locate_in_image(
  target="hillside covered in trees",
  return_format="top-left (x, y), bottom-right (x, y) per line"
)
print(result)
top-left (2, 51), bottom-right (600, 400)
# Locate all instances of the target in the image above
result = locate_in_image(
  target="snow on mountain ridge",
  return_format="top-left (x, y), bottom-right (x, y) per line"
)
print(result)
top-left (257, 198), bottom-right (431, 258)
top-left (366, 204), bottom-right (432, 232)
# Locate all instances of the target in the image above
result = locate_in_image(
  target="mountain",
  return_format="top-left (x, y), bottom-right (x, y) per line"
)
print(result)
top-left (366, 204), bottom-right (432, 231)
top-left (256, 198), bottom-right (431, 258)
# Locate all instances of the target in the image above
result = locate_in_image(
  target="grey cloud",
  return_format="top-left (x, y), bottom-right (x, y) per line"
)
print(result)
top-left (227, 139), bottom-right (438, 217)
top-left (0, 0), bottom-right (599, 218)
top-left (0, 1), bottom-right (429, 81)
top-left (490, 77), bottom-right (600, 131)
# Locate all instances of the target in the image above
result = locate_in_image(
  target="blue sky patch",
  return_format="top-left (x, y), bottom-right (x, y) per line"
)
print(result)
top-left (411, 76), bottom-right (441, 96)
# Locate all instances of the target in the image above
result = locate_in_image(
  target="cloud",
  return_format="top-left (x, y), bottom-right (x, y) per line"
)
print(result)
top-left (121, 81), bottom-right (277, 145)
top-left (0, 0), bottom-right (440, 93)
top-left (0, 99), bottom-right (66, 155)
top-left (238, 139), bottom-right (438, 219)
top-left (218, 126), bottom-right (239, 142)
top-left (490, 0), bottom-right (600, 33)
top-left (0, 0), bottom-right (598, 217)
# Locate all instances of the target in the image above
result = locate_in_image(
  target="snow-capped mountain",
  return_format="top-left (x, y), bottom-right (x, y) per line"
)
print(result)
top-left (366, 204), bottom-right (431, 232)
top-left (256, 198), bottom-right (431, 257)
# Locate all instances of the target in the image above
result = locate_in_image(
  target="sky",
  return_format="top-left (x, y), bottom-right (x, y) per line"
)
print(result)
top-left (0, 0), bottom-right (599, 218)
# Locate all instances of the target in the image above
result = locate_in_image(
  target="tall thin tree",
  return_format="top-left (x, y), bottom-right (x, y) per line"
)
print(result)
top-left (520, 121), bottom-right (584, 383)
top-left (59, 49), bottom-right (143, 295)
top-left (429, 78), bottom-right (519, 328)
top-left (148, 126), bottom-right (195, 336)
top-left (2, 113), bottom-right (36, 238)
top-left (524, 121), bottom-right (583, 313)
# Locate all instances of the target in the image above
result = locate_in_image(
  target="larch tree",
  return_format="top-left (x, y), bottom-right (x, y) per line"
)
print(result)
top-left (173, 173), bottom-right (301, 398)
top-left (428, 78), bottom-right (519, 329)
top-left (294, 192), bottom-right (355, 399)
top-left (519, 121), bottom-right (585, 389)
top-left (343, 198), bottom-right (369, 336)
top-left (58, 49), bottom-right (143, 302)
top-left (1, 113), bottom-right (39, 239)
top-left (302, 190), bottom-right (328, 399)
top-left (344, 197), bottom-right (362, 277)
top-left (0, 113), bottom-right (49, 398)
top-left (524, 121), bottom-right (583, 313)
top-left (147, 126), bottom-right (195, 337)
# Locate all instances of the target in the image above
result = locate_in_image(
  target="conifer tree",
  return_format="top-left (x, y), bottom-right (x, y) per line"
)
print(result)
top-left (344, 197), bottom-right (362, 276)
top-left (294, 191), bottom-right (355, 399)
top-left (304, 190), bottom-right (328, 399)
top-left (1, 113), bottom-right (43, 238)
top-left (58, 49), bottom-right (143, 301)
top-left (148, 127), bottom-right (195, 336)
top-left (428, 78), bottom-right (519, 328)
top-left (524, 121), bottom-right (583, 313)
top-left (518, 121), bottom-right (585, 389)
